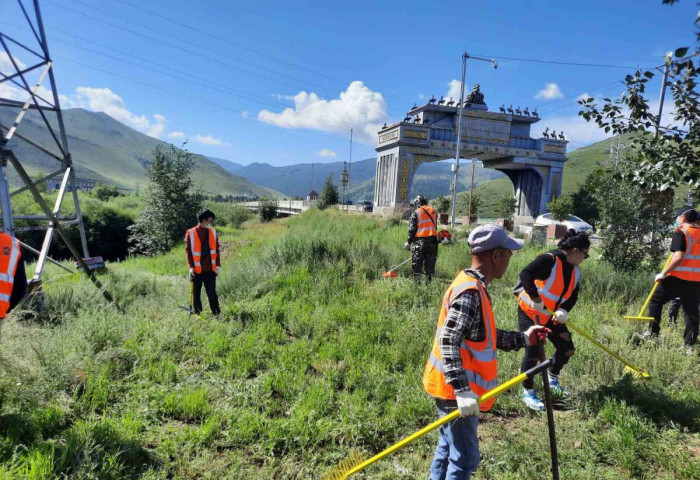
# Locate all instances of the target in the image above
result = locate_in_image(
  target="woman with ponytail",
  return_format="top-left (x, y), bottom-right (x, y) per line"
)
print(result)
top-left (514, 229), bottom-right (590, 410)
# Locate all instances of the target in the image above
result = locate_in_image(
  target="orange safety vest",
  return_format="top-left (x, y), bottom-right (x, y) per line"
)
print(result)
top-left (415, 206), bottom-right (437, 238)
top-left (422, 270), bottom-right (498, 412)
top-left (518, 253), bottom-right (580, 325)
top-left (0, 233), bottom-right (21, 319)
top-left (187, 226), bottom-right (217, 274)
top-left (668, 224), bottom-right (700, 282)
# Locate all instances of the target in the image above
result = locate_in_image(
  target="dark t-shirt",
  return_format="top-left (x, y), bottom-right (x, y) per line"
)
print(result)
top-left (514, 249), bottom-right (580, 312)
top-left (670, 230), bottom-right (687, 252)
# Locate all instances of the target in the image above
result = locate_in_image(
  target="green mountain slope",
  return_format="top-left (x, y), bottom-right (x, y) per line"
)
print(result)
top-left (3, 108), bottom-right (274, 198)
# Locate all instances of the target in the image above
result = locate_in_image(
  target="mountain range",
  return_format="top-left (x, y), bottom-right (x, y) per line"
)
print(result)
top-left (212, 156), bottom-right (504, 202)
top-left (2, 107), bottom-right (274, 198)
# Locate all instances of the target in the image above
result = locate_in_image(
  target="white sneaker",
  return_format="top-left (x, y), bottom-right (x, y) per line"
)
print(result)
top-left (522, 389), bottom-right (545, 411)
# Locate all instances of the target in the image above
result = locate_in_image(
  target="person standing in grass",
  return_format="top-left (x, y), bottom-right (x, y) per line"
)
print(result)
top-left (0, 232), bottom-right (27, 338)
top-left (423, 225), bottom-right (550, 480)
top-left (404, 195), bottom-right (438, 283)
top-left (514, 229), bottom-right (589, 410)
top-left (185, 209), bottom-right (221, 316)
top-left (645, 208), bottom-right (700, 354)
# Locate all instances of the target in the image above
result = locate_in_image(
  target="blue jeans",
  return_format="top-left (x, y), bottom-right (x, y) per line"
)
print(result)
top-left (429, 398), bottom-right (480, 480)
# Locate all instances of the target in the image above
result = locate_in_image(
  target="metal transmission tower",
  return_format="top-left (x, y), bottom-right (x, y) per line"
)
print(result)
top-left (0, 0), bottom-right (93, 281)
top-left (608, 134), bottom-right (626, 168)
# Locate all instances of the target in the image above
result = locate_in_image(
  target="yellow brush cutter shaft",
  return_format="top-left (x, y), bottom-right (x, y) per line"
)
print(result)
top-left (546, 307), bottom-right (650, 378)
top-left (624, 254), bottom-right (673, 320)
top-left (340, 371), bottom-right (532, 479)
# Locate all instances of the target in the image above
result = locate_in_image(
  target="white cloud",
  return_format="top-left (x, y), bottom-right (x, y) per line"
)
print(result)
top-left (0, 52), bottom-right (27, 71)
top-left (577, 92), bottom-right (592, 102)
top-left (272, 94), bottom-right (296, 102)
top-left (61, 86), bottom-right (168, 138)
top-left (318, 149), bottom-right (336, 157)
top-left (258, 81), bottom-right (388, 144)
top-left (240, 111), bottom-right (249, 119)
top-left (446, 79), bottom-right (462, 102)
top-left (535, 83), bottom-right (564, 100)
top-left (168, 131), bottom-right (186, 139)
top-left (536, 114), bottom-right (608, 146)
top-left (194, 134), bottom-right (228, 146)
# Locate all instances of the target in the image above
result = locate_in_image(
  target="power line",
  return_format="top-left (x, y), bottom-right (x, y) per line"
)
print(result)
top-left (51, 54), bottom-right (353, 144)
top-left (471, 52), bottom-right (653, 70)
top-left (48, 0), bottom-right (344, 99)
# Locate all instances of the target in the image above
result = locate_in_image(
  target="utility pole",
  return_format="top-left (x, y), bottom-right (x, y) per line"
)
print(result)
top-left (655, 60), bottom-right (671, 138)
top-left (450, 53), bottom-right (498, 227)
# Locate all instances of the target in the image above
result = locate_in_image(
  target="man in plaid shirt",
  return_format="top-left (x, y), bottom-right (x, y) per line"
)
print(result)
top-left (423, 225), bottom-right (550, 480)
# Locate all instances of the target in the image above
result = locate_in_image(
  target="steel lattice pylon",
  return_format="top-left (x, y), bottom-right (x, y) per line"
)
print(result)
top-left (0, 0), bottom-right (94, 281)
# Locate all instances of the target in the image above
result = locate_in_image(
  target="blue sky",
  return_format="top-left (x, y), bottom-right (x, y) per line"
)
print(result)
top-left (2, 0), bottom-right (697, 166)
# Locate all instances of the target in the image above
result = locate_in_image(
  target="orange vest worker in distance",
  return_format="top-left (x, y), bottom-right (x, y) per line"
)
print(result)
top-left (0, 232), bottom-right (28, 337)
top-left (423, 224), bottom-right (550, 480)
top-left (185, 209), bottom-right (221, 316)
top-left (405, 195), bottom-right (439, 284)
top-left (646, 208), bottom-right (700, 350)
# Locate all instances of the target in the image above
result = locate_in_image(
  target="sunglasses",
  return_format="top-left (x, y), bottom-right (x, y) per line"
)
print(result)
top-left (580, 249), bottom-right (590, 259)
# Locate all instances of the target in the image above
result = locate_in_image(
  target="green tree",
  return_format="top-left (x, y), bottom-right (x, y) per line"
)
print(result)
top-left (578, 1), bottom-right (700, 191)
top-left (128, 145), bottom-right (203, 255)
top-left (457, 192), bottom-right (481, 217)
top-left (432, 196), bottom-right (451, 214)
top-left (259, 199), bottom-right (278, 223)
top-left (571, 171), bottom-right (602, 225)
top-left (93, 183), bottom-right (121, 201)
top-left (317, 174), bottom-right (339, 210)
top-left (547, 195), bottom-right (574, 222)
top-left (497, 194), bottom-right (517, 221)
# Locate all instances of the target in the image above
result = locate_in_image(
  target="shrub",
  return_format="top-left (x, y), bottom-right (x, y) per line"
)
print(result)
top-left (497, 194), bottom-right (517, 221)
top-left (207, 202), bottom-right (252, 229)
top-left (259, 199), bottom-right (278, 223)
top-left (547, 195), bottom-right (573, 222)
top-left (457, 192), bottom-right (481, 217)
top-left (92, 183), bottom-right (121, 202)
top-left (432, 196), bottom-right (451, 214)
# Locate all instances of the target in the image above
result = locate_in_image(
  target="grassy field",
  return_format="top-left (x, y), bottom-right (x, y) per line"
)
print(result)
top-left (1, 210), bottom-right (699, 479)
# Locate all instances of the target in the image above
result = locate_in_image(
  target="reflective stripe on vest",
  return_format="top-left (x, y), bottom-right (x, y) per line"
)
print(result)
top-left (669, 225), bottom-right (700, 282)
top-left (0, 234), bottom-right (21, 319)
top-left (187, 227), bottom-right (218, 274)
top-left (518, 254), bottom-right (580, 325)
top-left (422, 271), bottom-right (498, 411)
top-left (415, 206), bottom-right (437, 238)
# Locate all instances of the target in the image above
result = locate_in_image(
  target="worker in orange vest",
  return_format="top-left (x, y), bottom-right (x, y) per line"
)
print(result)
top-left (423, 225), bottom-right (550, 480)
top-left (0, 232), bottom-right (27, 338)
top-left (404, 195), bottom-right (439, 283)
top-left (515, 229), bottom-right (590, 410)
top-left (644, 207), bottom-right (700, 354)
top-left (185, 209), bottom-right (221, 316)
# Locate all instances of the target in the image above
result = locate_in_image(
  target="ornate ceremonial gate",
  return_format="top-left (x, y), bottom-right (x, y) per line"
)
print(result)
top-left (374, 86), bottom-right (568, 219)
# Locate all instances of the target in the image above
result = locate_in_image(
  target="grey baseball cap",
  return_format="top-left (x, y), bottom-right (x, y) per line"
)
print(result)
top-left (468, 224), bottom-right (525, 253)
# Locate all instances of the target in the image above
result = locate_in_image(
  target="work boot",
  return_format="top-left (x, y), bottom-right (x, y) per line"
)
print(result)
top-left (547, 373), bottom-right (566, 396)
top-left (522, 388), bottom-right (544, 411)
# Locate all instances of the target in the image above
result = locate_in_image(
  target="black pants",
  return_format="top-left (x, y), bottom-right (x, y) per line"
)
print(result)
top-left (411, 237), bottom-right (438, 282)
top-left (648, 276), bottom-right (700, 345)
top-left (518, 307), bottom-right (575, 389)
top-left (192, 271), bottom-right (220, 315)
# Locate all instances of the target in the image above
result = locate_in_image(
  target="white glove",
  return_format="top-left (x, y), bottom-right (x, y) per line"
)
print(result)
top-left (216, 266), bottom-right (222, 275)
top-left (455, 390), bottom-right (480, 417)
top-left (188, 268), bottom-right (195, 278)
top-left (655, 273), bottom-right (666, 283)
top-left (403, 242), bottom-right (411, 250)
top-left (531, 297), bottom-right (549, 315)
top-left (553, 309), bottom-right (568, 324)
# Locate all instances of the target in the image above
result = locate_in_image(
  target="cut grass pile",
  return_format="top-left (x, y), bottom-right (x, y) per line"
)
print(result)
top-left (0, 209), bottom-right (698, 479)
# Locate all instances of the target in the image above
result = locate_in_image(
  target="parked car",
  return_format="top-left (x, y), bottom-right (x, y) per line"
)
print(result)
top-left (358, 200), bottom-right (373, 212)
top-left (534, 213), bottom-right (593, 233)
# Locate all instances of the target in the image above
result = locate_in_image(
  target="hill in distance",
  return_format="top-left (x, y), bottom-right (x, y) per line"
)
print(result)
top-left (3, 107), bottom-right (275, 198)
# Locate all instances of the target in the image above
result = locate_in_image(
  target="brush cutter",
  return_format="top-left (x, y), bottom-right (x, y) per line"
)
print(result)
top-left (539, 344), bottom-right (560, 480)
top-left (178, 279), bottom-right (205, 321)
top-left (622, 254), bottom-right (673, 322)
top-left (381, 257), bottom-right (411, 278)
top-left (544, 307), bottom-right (650, 379)
top-left (323, 357), bottom-right (555, 480)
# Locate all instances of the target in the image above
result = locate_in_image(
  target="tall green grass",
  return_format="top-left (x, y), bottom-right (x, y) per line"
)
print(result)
top-left (0, 209), bottom-right (698, 479)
